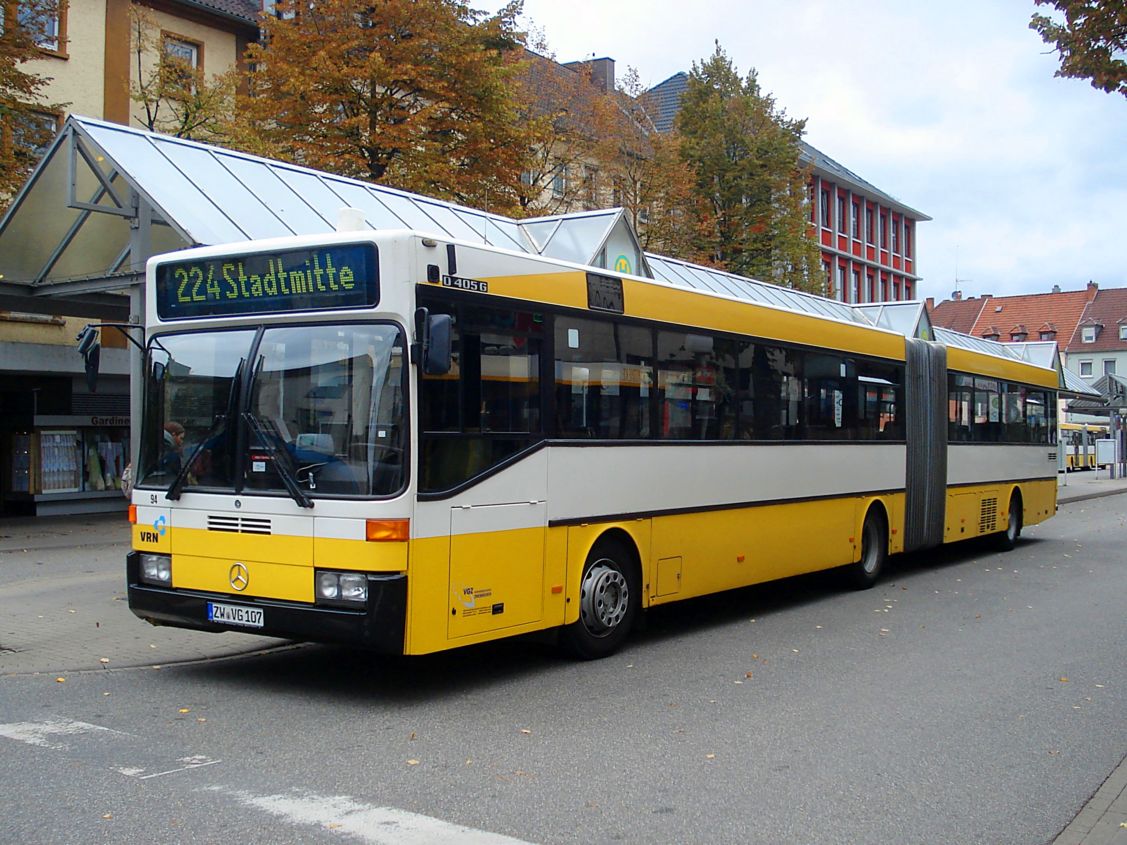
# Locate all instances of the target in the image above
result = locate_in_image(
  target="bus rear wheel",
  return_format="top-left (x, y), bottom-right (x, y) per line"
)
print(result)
top-left (847, 511), bottom-right (887, 590)
top-left (561, 540), bottom-right (639, 660)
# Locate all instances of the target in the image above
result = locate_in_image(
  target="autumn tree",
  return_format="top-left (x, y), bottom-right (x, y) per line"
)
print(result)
top-left (231, 0), bottom-right (532, 213)
top-left (129, 4), bottom-right (237, 141)
top-left (676, 44), bottom-right (820, 290)
top-left (0, 0), bottom-right (65, 205)
top-left (1031, 1), bottom-right (1127, 97)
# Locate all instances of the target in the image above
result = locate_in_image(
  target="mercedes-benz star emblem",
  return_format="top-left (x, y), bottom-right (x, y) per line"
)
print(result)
top-left (229, 562), bottom-right (249, 592)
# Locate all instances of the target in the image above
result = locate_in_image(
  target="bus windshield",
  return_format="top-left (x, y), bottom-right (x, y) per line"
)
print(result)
top-left (138, 324), bottom-right (407, 499)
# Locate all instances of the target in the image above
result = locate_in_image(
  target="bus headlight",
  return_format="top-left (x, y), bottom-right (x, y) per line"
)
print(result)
top-left (315, 570), bottom-right (368, 605)
top-left (140, 553), bottom-right (172, 586)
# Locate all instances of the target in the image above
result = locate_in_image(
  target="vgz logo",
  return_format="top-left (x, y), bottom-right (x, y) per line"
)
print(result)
top-left (140, 515), bottom-right (167, 544)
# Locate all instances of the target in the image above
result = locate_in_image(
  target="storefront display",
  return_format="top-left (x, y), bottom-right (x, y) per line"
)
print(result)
top-left (2, 416), bottom-right (130, 515)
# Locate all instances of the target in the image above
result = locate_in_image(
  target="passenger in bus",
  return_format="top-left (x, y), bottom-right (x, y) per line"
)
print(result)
top-left (160, 421), bottom-right (186, 476)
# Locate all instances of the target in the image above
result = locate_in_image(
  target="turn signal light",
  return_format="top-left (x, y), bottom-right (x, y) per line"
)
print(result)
top-left (128, 504), bottom-right (137, 524)
top-left (366, 518), bottom-right (409, 542)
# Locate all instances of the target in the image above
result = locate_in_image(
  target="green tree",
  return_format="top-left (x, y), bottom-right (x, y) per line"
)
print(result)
top-left (0, 0), bottom-right (66, 205)
top-left (1031, 1), bottom-right (1127, 97)
top-left (675, 44), bottom-right (819, 289)
top-left (231, 0), bottom-right (532, 214)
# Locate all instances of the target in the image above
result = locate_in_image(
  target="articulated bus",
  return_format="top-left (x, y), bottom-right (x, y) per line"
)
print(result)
top-left (1059, 422), bottom-right (1109, 471)
top-left (126, 230), bottom-right (1059, 658)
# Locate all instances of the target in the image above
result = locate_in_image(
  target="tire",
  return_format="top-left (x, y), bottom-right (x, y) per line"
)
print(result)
top-left (560, 540), bottom-right (640, 660)
top-left (847, 510), bottom-right (887, 590)
top-left (994, 495), bottom-right (1022, 551)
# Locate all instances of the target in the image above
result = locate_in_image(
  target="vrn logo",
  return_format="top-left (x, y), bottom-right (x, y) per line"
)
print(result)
top-left (140, 514), bottom-right (167, 544)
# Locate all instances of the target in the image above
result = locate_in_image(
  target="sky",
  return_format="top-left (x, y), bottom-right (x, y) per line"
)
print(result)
top-left (486, 0), bottom-right (1127, 302)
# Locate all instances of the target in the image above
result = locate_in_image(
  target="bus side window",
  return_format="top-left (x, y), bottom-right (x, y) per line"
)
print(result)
top-left (554, 317), bottom-right (651, 439)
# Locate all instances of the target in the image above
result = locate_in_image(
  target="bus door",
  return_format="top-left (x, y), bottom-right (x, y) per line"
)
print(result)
top-left (448, 499), bottom-right (547, 638)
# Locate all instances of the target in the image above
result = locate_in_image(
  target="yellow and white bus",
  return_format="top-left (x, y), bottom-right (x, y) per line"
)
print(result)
top-left (1059, 421), bottom-right (1108, 471)
top-left (125, 229), bottom-right (1059, 658)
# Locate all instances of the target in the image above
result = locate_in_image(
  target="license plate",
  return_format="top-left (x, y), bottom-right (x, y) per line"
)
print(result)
top-left (207, 602), bottom-right (264, 629)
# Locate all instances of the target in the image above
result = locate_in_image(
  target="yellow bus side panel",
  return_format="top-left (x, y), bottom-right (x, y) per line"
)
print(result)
top-left (943, 479), bottom-right (1057, 544)
top-left (647, 499), bottom-right (859, 606)
top-left (403, 527), bottom-right (569, 656)
top-left (558, 497), bottom-right (904, 623)
top-left (1017, 478), bottom-right (1057, 528)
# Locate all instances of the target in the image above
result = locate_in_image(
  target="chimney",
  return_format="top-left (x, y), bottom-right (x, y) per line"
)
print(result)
top-left (952, 290), bottom-right (962, 301)
top-left (925, 297), bottom-right (935, 311)
top-left (565, 57), bottom-right (616, 93)
top-left (1087, 280), bottom-right (1098, 301)
top-left (588, 57), bottom-right (615, 93)
top-left (1052, 284), bottom-right (1061, 294)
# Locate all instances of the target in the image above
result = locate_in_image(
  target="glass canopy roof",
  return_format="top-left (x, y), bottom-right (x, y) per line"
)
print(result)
top-left (0, 116), bottom-right (1067, 389)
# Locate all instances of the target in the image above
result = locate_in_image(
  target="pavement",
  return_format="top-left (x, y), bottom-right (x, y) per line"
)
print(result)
top-left (1, 470), bottom-right (1126, 843)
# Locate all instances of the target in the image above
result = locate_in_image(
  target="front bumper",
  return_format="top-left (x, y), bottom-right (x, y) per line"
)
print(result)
top-left (126, 551), bottom-right (407, 654)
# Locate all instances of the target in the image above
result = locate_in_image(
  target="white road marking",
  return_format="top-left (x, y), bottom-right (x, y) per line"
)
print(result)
top-left (0, 718), bottom-right (221, 780)
top-left (0, 717), bottom-right (129, 750)
top-left (213, 787), bottom-right (536, 845)
top-left (116, 755), bottom-right (222, 779)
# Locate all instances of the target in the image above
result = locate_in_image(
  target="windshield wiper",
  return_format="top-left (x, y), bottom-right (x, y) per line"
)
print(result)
top-left (242, 411), bottom-right (314, 509)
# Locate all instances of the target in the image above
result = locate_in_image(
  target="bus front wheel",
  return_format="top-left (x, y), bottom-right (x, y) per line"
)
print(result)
top-left (561, 540), bottom-right (639, 660)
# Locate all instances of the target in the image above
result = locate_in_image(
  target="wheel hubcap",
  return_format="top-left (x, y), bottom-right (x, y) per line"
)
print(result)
top-left (579, 560), bottom-right (628, 635)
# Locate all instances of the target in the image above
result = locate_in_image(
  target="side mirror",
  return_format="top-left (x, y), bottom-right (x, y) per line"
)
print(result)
top-left (413, 308), bottom-right (452, 375)
top-left (425, 313), bottom-right (452, 375)
top-left (76, 325), bottom-right (101, 392)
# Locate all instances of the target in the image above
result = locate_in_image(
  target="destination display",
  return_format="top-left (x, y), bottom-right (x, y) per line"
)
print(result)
top-left (155, 243), bottom-right (378, 320)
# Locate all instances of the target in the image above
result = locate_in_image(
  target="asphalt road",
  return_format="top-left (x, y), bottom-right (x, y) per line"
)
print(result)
top-left (1, 496), bottom-right (1125, 844)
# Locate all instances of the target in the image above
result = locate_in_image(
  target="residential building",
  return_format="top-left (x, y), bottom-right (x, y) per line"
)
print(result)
top-left (1067, 286), bottom-right (1127, 384)
top-left (645, 71), bottom-right (930, 303)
